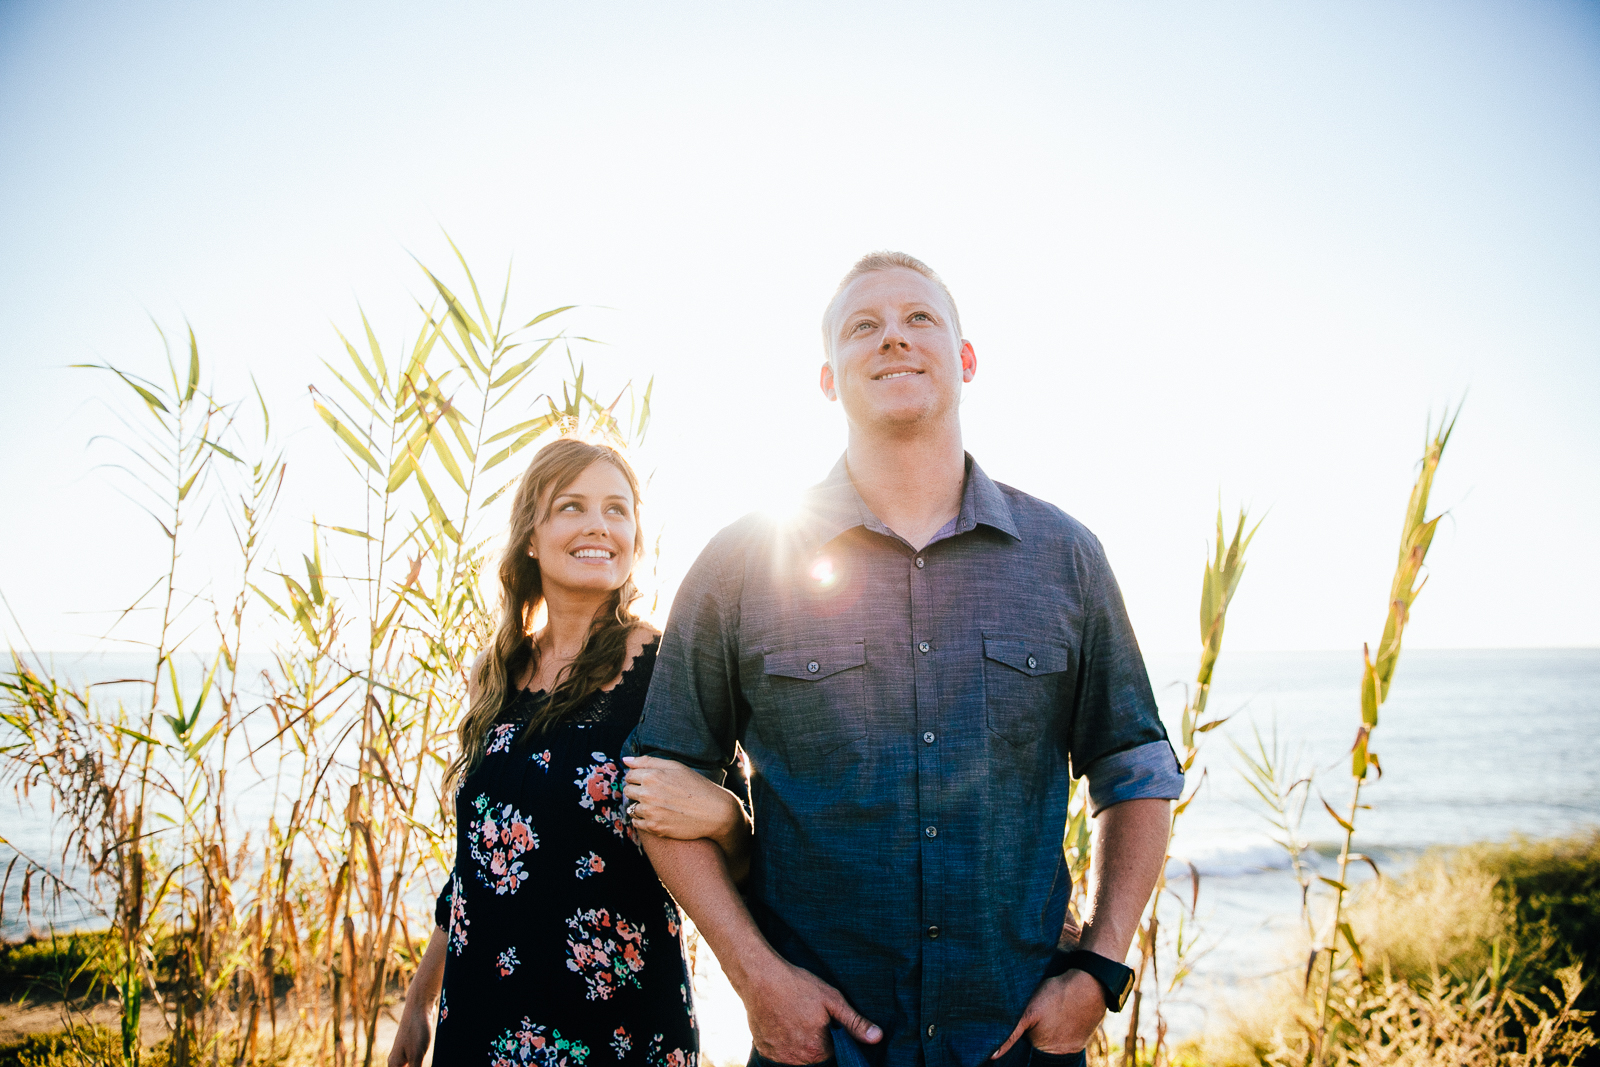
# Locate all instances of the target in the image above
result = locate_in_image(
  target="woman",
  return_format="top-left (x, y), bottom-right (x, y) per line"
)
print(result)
top-left (389, 438), bottom-right (750, 1067)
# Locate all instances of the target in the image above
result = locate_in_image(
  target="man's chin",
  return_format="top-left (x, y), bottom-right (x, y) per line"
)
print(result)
top-left (848, 401), bottom-right (947, 433)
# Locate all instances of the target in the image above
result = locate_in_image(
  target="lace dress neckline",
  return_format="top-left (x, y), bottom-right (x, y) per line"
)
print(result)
top-left (508, 636), bottom-right (659, 726)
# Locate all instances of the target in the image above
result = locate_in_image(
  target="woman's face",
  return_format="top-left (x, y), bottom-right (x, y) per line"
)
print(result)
top-left (527, 460), bottom-right (638, 599)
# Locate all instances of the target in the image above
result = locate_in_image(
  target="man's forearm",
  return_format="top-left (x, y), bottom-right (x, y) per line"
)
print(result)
top-left (711, 805), bottom-right (753, 885)
top-left (1077, 797), bottom-right (1171, 960)
top-left (638, 832), bottom-right (775, 991)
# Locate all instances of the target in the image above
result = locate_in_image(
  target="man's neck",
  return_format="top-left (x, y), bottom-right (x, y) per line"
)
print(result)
top-left (844, 420), bottom-right (966, 551)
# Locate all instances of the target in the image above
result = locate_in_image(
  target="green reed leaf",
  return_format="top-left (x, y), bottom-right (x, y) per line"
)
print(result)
top-left (361, 308), bottom-right (388, 391)
top-left (184, 327), bottom-right (200, 405)
top-left (1322, 797), bottom-right (1355, 833)
top-left (115, 725), bottom-right (164, 748)
top-left (201, 438), bottom-right (242, 463)
top-left (315, 401), bottom-right (381, 474)
top-left (489, 337), bottom-right (557, 390)
top-left (412, 467), bottom-right (460, 544)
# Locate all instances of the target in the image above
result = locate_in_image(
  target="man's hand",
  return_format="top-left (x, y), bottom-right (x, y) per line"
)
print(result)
top-left (745, 957), bottom-right (883, 1065)
top-left (990, 971), bottom-right (1105, 1059)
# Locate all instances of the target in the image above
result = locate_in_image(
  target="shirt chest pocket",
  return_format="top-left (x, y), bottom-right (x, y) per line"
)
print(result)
top-left (983, 633), bottom-right (1074, 749)
top-left (761, 642), bottom-right (869, 768)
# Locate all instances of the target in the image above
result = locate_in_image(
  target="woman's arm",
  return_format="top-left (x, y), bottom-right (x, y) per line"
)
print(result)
top-left (388, 925), bottom-right (447, 1067)
top-left (621, 755), bottom-right (753, 883)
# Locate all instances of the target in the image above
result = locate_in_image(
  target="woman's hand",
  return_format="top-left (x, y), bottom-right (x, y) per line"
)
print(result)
top-left (387, 926), bottom-right (446, 1067)
top-left (388, 1007), bottom-right (434, 1067)
top-left (622, 756), bottom-right (752, 879)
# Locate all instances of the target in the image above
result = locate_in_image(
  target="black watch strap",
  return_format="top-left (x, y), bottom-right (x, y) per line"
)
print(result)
top-left (1046, 949), bottom-right (1136, 1012)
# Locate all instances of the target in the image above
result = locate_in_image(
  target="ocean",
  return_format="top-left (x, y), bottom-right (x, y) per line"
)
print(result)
top-left (1136, 647), bottom-right (1600, 1040)
top-left (3, 648), bottom-right (1597, 1052)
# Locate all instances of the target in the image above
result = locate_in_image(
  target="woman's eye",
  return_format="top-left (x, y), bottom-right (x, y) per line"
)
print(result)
top-left (560, 501), bottom-right (580, 511)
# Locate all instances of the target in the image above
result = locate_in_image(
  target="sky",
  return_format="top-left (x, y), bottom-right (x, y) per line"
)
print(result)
top-left (1, 0), bottom-right (1597, 663)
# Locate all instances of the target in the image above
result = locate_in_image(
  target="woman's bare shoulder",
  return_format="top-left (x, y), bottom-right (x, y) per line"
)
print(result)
top-left (628, 621), bottom-right (662, 653)
top-left (605, 623), bottom-right (660, 689)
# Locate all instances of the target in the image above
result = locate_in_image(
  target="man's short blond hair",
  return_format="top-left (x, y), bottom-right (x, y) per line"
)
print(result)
top-left (821, 251), bottom-right (963, 358)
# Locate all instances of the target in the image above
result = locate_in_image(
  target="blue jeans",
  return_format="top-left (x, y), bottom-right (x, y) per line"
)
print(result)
top-left (745, 1028), bottom-right (1086, 1067)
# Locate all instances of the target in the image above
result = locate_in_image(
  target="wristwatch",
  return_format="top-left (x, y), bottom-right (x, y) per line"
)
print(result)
top-left (1046, 949), bottom-right (1136, 1012)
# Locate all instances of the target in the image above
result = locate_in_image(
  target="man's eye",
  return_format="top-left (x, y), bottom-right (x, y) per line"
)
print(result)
top-left (911, 312), bottom-right (930, 322)
top-left (854, 321), bottom-right (873, 332)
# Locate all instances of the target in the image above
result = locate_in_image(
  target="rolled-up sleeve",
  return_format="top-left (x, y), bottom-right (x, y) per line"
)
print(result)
top-left (1068, 536), bottom-right (1183, 815)
top-left (623, 527), bottom-right (751, 783)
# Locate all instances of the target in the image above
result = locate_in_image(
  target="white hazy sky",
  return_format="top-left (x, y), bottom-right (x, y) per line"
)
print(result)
top-left (2, 1), bottom-right (1597, 661)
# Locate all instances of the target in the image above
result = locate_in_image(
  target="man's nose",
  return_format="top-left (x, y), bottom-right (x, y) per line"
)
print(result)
top-left (879, 322), bottom-right (909, 350)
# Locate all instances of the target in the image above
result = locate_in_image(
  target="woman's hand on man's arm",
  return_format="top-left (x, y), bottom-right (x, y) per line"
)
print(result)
top-left (621, 755), bottom-right (752, 881)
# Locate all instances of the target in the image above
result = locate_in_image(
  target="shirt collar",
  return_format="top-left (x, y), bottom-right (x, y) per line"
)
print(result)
top-left (795, 451), bottom-right (1021, 548)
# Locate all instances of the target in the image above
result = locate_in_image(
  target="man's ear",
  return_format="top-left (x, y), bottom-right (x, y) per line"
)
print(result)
top-left (960, 341), bottom-right (977, 384)
top-left (820, 360), bottom-right (838, 401)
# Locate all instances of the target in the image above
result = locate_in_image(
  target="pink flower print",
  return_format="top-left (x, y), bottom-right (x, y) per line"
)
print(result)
top-left (664, 901), bottom-right (680, 937)
top-left (468, 793), bottom-right (539, 895)
top-left (611, 1027), bottom-right (633, 1059)
top-left (576, 851), bottom-right (606, 880)
top-left (438, 988), bottom-right (448, 1022)
top-left (533, 749), bottom-right (552, 771)
top-left (646, 1035), bottom-right (695, 1067)
top-left (565, 907), bottom-right (648, 1001)
top-left (486, 722), bottom-right (518, 755)
top-left (497, 946), bottom-right (520, 977)
top-left (489, 1018), bottom-right (591, 1067)
top-left (574, 753), bottom-right (635, 841)
top-left (446, 871), bottom-right (469, 955)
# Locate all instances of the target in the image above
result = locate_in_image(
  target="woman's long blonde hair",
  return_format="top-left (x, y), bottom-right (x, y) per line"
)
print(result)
top-left (445, 438), bottom-right (646, 796)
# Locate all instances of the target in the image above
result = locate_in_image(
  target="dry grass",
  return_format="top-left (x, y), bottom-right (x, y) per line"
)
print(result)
top-left (1182, 835), bottom-right (1599, 1067)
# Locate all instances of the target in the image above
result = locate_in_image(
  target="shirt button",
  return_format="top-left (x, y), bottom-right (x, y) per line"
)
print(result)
top-left (927, 925), bottom-right (940, 939)
top-left (918, 641), bottom-right (930, 654)
top-left (926, 1024), bottom-right (937, 1038)
top-left (807, 660), bottom-right (819, 674)
top-left (1027, 655), bottom-right (1038, 669)
top-left (925, 825), bottom-right (938, 838)
top-left (923, 731), bottom-right (935, 744)
top-left (915, 556), bottom-right (925, 568)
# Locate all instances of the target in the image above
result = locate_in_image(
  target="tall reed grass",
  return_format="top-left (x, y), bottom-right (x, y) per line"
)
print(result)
top-left (1117, 509), bottom-right (1258, 1067)
top-left (1199, 408), bottom-right (1597, 1066)
top-left (0, 244), bottom-right (645, 1067)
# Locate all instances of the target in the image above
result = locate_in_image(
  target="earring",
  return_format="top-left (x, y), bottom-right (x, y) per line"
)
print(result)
top-left (527, 549), bottom-right (536, 558)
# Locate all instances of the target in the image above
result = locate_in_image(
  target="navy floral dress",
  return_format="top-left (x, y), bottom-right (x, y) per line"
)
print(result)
top-left (433, 639), bottom-right (697, 1067)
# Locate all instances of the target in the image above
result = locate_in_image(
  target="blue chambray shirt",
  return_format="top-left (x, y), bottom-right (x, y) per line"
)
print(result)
top-left (626, 454), bottom-right (1182, 1067)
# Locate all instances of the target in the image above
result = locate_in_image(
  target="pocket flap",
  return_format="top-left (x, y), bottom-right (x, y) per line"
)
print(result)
top-left (764, 643), bottom-right (866, 681)
top-left (983, 635), bottom-right (1069, 676)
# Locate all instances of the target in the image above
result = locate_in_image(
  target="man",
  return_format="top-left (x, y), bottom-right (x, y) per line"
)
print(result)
top-left (624, 252), bottom-right (1182, 1067)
